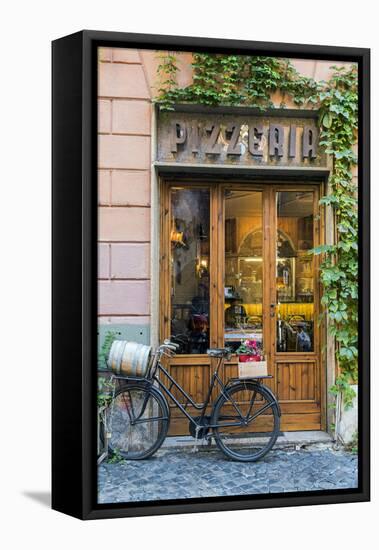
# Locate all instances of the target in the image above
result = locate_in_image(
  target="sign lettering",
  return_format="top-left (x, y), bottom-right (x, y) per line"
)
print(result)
top-left (157, 112), bottom-right (327, 169)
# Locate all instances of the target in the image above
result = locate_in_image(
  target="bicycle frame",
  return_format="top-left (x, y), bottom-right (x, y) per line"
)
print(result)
top-left (110, 349), bottom-right (279, 434)
top-left (103, 345), bottom-right (281, 466)
top-left (152, 357), bottom-right (263, 431)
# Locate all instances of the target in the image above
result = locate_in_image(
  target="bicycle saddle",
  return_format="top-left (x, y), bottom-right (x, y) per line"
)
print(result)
top-left (207, 347), bottom-right (232, 358)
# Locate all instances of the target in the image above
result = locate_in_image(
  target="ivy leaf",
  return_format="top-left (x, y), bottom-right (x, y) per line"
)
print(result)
top-left (334, 311), bottom-right (343, 323)
top-left (311, 244), bottom-right (335, 255)
top-left (322, 112), bottom-right (333, 128)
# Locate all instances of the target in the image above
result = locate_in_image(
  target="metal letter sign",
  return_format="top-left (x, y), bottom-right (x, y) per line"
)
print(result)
top-left (269, 124), bottom-right (284, 157)
top-left (157, 110), bottom-right (326, 169)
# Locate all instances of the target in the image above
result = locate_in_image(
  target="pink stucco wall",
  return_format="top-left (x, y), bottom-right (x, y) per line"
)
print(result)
top-left (98, 47), bottom-right (152, 327)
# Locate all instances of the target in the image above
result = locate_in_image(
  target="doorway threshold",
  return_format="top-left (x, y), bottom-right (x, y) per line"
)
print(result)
top-left (162, 431), bottom-right (333, 451)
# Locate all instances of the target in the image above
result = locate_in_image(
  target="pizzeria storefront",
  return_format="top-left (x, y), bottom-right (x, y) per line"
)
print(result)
top-left (97, 50), bottom-right (359, 442)
top-left (154, 107), bottom-right (330, 435)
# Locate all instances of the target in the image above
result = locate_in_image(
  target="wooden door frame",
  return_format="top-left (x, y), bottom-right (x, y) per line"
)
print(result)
top-left (159, 177), bottom-right (326, 432)
top-left (268, 184), bottom-right (325, 430)
top-left (159, 180), bottom-right (219, 366)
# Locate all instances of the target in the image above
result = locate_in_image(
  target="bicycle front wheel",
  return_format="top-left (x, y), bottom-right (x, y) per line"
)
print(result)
top-left (212, 382), bottom-right (280, 462)
top-left (108, 384), bottom-right (169, 460)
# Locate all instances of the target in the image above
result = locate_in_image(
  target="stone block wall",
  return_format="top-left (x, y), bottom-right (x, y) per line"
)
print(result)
top-left (98, 47), bottom-right (153, 346)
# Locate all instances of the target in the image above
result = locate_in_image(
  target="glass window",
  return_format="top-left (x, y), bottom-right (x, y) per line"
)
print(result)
top-left (224, 190), bottom-right (263, 354)
top-left (170, 188), bottom-right (210, 354)
top-left (276, 191), bottom-right (314, 352)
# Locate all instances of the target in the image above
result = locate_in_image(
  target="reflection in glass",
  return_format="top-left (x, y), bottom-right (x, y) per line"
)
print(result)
top-left (276, 191), bottom-right (314, 352)
top-left (224, 190), bottom-right (263, 354)
top-left (170, 188), bottom-right (210, 354)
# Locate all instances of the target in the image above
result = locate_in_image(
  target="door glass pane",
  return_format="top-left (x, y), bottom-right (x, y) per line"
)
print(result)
top-left (276, 191), bottom-right (314, 352)
top-left (224, 190), bottom-right (263, 354)
top-left (170, 187), bottom-right (210, 354)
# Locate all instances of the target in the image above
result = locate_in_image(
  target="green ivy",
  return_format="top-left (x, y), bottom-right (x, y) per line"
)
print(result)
top-left (98, 376), bottom-right (114, 408)
top-left (156, 52), bottom-right (181, 110)
top-left (155, 53), bottom-right (317, 109)
top-left (155, 55), bottom-right (358, 409)
top-left (310, 66), bottom-right (358, 408)
top-left (98, 330), bottom-right (117, 370)
top-left (98, 330), bottom-right (117, 408)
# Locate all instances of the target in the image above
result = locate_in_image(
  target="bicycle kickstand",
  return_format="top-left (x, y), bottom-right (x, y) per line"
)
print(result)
top-left (192, 425), bottom-right (201, 453)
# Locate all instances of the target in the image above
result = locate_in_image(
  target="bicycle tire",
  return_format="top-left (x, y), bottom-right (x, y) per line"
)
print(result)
top-left (211, 381), bottom-right (280, 462)
top-left (107, 383), bottom-right (170, 460)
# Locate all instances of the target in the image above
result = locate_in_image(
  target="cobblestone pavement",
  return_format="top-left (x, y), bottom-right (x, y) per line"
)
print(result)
top-left (98, 446), bottom-right (358, 503)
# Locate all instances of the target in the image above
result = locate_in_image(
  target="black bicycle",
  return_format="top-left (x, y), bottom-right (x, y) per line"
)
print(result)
top-left (106, 342), bottom-right (281, 462)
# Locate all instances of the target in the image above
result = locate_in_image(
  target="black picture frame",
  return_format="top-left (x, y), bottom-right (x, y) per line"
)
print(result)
top-left (52, 30), bottom-right (370, 520)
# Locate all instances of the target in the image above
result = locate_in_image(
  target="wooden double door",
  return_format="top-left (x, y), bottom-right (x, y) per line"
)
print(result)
top-left (160, 181), bottom-right (324, 435)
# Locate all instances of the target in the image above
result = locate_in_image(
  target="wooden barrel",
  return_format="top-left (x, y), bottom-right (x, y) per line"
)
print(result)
top-left (107, 340), bottom-right (127, 373)
top-left (107, 340), bottom-right (152, 378)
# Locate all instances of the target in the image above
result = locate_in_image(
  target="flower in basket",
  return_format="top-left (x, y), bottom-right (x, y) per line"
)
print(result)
top-left (235, 339), bottom-right (262, 362)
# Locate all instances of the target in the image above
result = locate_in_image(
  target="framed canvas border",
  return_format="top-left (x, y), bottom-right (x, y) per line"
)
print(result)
top-left (52, 30), bottom-right (370, 520)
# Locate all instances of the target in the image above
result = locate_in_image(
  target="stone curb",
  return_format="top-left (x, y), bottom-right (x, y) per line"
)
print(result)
top-left (161, 430), bottom-right (335, 452)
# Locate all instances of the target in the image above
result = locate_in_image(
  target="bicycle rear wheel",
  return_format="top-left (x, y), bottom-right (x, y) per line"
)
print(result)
top-left (108, 384), bottom-right (169, 460)
top-left (211, 381), bottom-right (280, 462)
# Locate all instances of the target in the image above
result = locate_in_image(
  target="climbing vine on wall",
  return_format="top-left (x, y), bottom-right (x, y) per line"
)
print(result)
top-left (310, 66), bottom-right (358, 408)
top-left (156, 52), bottom-right (317, 109)
top-left (156, 54), bottom-right (358, 408)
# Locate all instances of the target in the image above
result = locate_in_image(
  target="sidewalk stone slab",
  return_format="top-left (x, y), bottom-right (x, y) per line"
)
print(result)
top-left (98, 447), bottom-right (358, 504)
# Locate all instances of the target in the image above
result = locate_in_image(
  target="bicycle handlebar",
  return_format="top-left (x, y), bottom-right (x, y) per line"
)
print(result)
top-left (162, 340), bottom-right (180, 350)
top-left (162, 344), bottom-right (177, 351)
top-left (155, 341), bottom-right (179, 356)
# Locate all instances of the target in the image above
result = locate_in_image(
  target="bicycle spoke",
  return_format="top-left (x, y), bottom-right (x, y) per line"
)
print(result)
top-left (245, 390), bottom-right (257, 420)
top-left (133, 415), bottom-right (168, 424)
top-left (121, 389), bottom-right (135, 423)
top-left (248, 400), bottom-right (275, 423)
top-left (136, 387), bottom-right (153, 420)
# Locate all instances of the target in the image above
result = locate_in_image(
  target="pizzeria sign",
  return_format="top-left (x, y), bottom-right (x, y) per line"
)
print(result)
top-left (156, 110), bottom-right (328, 169)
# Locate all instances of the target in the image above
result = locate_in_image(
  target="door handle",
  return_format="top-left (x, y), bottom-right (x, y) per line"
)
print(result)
top-left (270, 303), bottom-right (276, 318)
